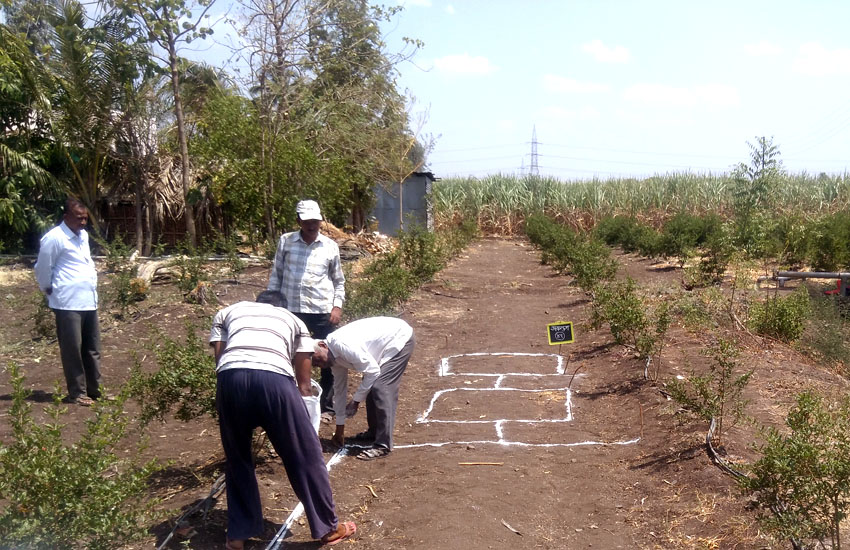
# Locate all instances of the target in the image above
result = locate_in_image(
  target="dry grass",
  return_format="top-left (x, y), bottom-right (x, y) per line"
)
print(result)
top-left (0, 266), bottom-right (33, 286)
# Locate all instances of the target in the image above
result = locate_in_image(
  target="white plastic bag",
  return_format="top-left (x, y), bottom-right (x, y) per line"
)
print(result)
top-left (302, 379), bottom-right (322, 435)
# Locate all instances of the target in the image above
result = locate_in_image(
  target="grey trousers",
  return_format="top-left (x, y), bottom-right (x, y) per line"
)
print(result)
top-left (366, 336), bottom-right (415, 450)
top-left (54, 309), bottom-right (102, 399)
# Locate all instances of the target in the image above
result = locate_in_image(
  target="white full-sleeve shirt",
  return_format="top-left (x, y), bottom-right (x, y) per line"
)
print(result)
top-left (328, 317), bottom-right (413, 424)
top-left (34, 222), bottom-right (98, 311)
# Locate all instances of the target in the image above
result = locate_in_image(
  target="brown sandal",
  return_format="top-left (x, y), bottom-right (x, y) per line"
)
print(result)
top-left (321, 521), bottom-right (356, 546)
top-left (225, 538), bottom-right (244, 550)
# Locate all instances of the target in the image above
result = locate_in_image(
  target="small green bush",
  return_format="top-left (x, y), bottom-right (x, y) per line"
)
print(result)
top-left (797, 294), bottom-right (850, 369)
top-left (807, 211), bottom-right (850, 271)
top-left (397, 224), bottom-right (444, 284)
top-left (171, 254), bottom-right (207, 294)
top-left (589, 277), bottom-right (670, 368)
top-left (657, 212), bottom-right (724, 263)
top-left (108, 271), bottom-right (147, 316)
top-left (748, 287), bottom-right (810, 342)
top-left (741, 391), bottom-right (850, 549)
top-left (128, 322), bottom-right (217, 425)
top-left (594, 215), bottom-right (659, 255)
top-left (682, 225), bottom-right (734, 288)
top-left (527, 213), bottom-right (617, 289)
top-left (344, 221), bottom-right (476, 321)
top-left (344, 253), bottom-right (414, 319)
top-left (568, 237), bottom-right (619, 291)
top-left (0, 363), bottom-right (163, 549)
top-left (666, 338), bottom-right (752, 445)
top-left (672, 286), bottom-right (727, 331)
top-left (766, 212), bottom-right (813, 267)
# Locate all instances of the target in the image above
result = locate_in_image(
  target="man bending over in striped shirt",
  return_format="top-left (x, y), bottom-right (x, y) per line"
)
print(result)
top-left (210, 290), bottom-right (355, 549)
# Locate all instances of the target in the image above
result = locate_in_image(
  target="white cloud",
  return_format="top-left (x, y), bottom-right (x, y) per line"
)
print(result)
top-left (792, 42), bottom-right (850, 76)
top-left (744, 41), bottom-right (783, 57)
top-left (445, 4), bottom-right (455, 14)
top-left (543, 74), bottom-right (609, 94)
top-left (581, 39), bottom-right (631, 64)
top-left (433, 53), bottom-right (498, 75)
top-left (622, 83), bottom-right (740, 108)
top-left (540, 106), bottom-right (600, 121)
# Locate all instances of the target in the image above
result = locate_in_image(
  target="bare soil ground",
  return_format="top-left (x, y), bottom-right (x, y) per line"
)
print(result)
top-left (1, 237), bottom-right (848, 549)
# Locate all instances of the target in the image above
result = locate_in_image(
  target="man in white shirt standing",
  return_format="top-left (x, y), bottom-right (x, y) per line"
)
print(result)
top-left (34, 197), bottom-right (102, 406)
top-left (311, 317), bottom-right (415, 461)
top-left (268, 199), bottom-right (345, 420)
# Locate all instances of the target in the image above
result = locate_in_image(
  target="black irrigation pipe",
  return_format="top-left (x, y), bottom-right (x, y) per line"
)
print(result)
top-left (647, 356), bottom-right (804, 550)
top-left (705, 417), bottom-right (804, 550)
top-left (156, 474), bottom-right (226, 550)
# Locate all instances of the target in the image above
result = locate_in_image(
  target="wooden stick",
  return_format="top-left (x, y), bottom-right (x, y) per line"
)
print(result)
top-left (360, 484), bottom-right (379, 498)
top-left (639, 403), bottom-right (644, 440)
top-left (567, 363), bottom-right (584, 390)
top-left (458, 462), bottom-right (503, 466)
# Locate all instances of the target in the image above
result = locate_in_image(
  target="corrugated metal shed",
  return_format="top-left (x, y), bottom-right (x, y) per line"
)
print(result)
top-left (371, 172), bottom-right (436, 236)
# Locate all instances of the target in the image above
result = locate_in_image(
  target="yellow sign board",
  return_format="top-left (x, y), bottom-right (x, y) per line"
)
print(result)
top-left (547, 321), bottom-right (574, 345)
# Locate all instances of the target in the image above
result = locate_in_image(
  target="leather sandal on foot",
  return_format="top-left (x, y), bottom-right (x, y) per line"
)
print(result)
top-left (225, 538), bottom-right (244, 550)
top-left (64, 395), bottom-right (94, 406)
top-left (356, 447), bottom-right (390, 461)
top-left (321, 521), bottom-right (356, 546)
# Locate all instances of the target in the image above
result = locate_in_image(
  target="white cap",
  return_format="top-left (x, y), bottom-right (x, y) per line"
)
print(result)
top-left (296, 200), bottom-right (322, 221)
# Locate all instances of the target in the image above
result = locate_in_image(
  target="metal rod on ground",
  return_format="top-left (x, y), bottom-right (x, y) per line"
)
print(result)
top-left (156, 474), bottom-right (226, 550)
top-left (266, 446), bottom-right (349, 550)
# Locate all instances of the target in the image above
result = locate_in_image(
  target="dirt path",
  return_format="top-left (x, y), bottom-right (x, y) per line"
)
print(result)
top-left (303, 238), bottom-right (760, 550)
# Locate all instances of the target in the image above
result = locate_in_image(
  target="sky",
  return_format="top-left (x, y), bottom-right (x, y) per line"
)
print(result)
top-left (186, 0), bottom-right (850, 180)
top-left (374, 0), bottom-right (850, 180)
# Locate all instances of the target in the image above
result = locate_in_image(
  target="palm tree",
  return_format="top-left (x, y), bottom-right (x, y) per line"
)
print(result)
top-left (47, 0), bottom-right (144, 228)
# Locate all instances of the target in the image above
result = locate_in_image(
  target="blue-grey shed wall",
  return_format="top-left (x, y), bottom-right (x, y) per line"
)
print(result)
top-left (371, 173), bottom-right (433, 236)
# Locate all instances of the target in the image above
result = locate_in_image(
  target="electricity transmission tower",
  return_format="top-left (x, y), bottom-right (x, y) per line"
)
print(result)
top-left (530, 126), bottom-right (540, 176)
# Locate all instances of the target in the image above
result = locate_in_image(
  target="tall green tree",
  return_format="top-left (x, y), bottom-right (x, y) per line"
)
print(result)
top-left (0, 24), bottom-right (60, 251)
top-left (47, 0), bottom-right (146, 225)
top-left (111, 0), bottom-right (216, 248)
top-left (305, 0), bottom-right (417, 229)
top-left (733, 136), bottom-right (784, 254)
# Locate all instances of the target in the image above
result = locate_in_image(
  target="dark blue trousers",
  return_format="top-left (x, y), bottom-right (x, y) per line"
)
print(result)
top-left (217, 369), bottom-right (338, 541)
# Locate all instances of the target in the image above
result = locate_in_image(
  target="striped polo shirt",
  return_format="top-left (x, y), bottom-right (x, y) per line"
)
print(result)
top-left (210, 301), bottom-right (313, 377)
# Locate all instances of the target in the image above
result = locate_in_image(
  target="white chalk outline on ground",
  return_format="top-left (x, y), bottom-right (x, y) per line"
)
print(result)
top-left (397, 352), bottom-right (640, 449)
top-left (267, 352), bottom-right (641, 547)
top-left (267, 447), bottom-right (347, 550)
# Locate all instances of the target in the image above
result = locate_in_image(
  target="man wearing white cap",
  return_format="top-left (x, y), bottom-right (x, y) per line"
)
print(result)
top-left (268, 199), bottom-right (345, 419)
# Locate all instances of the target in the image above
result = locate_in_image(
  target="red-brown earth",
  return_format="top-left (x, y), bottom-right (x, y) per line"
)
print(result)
top-left (1, 237), bottom-right (847, 549)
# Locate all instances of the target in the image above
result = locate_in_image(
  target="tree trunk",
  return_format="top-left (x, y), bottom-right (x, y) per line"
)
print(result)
top-left (167, 34), bottom-right (196, 248)
top-left (134, 169), bottom-right (144, 253)
top-left (143, 201), bottom-right (152, 256)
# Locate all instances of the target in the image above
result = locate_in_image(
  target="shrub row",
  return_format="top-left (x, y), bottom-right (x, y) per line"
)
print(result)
top-left (594, 210), bottom-right (850, 271)
top-left (524, 213), bottom-right (617, 291)
top-left (343, 221), bottom-right (478, 320)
